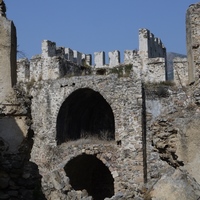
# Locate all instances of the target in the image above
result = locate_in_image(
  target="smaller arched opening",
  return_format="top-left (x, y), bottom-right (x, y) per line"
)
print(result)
top-left (64, 154), bottom-right (114, 200)
top-left (56, 88), bottom-right (115, 144)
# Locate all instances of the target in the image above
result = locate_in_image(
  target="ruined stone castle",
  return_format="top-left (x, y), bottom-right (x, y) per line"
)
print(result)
top-left (1, 1), bottom-right (200, 200)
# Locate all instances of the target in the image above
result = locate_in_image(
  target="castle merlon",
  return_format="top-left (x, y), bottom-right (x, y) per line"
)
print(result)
top-left (17, 28), bottom-right (167, 83)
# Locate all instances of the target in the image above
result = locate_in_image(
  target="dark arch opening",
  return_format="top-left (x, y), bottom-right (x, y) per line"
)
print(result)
top-left (56, 88), bottom-right (115, 144)
top-left (64, 154), bottom-right (114, 200)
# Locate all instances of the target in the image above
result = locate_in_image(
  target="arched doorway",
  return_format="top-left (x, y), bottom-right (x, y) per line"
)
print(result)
top-left (64, 154), bottom-right (114, 200)
top-left (56, 88), bottom-right (115, 144)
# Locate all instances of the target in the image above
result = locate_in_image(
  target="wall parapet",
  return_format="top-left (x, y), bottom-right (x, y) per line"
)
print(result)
top-left (94, 50), bottom-right (139, 68)
top-left (41, 40), bottom-right (92, 66)
top-left (17, 28), bottom-right (167, 84)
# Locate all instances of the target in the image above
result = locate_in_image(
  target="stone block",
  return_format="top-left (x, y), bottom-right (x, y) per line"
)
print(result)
top-left (139, 28), bottom-right (149, 58)
top-left (42, 40), bottom-right (56, 58)
top-left (112, 170), bottom-right (119, 178)
top-left (94, 51), bottom-right (105, 67)
top-left (73, 50), bottom-right (82, 65)
top-left (124, 50), bottom-right (137, 64)
top-left (109, 50), bottom-right (120, 67)
top-left (65, 48), bottom-right (73, 62)
top-left (86, 54), bottom-right (92, 66)
top-left (82, 54), bottom-right (91, 66)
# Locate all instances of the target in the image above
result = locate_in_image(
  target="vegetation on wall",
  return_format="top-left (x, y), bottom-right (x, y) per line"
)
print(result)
top-left (144, 81), bottom-right (175, 98)
top-left (108, 64), bottom-right (133, 77)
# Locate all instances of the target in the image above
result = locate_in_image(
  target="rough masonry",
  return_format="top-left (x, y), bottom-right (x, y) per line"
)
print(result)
top-left (1, 1), bottom-right (200, 200)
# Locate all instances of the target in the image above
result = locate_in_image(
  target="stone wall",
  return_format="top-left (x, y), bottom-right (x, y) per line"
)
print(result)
top-left (138, 29), bottom-right (166, 59)
top-left (3, 23), bottom-right (168, 199)
top-left (0, 137), bottom-right (46, 200)
top-left (173, 57), bottom-right (188, 87)
top-left (0, 87), bottom-right (31, 153)
top-left (0, 15), bottom-right (17, 103)
top-left (94, 50), bottom-right (140, 68)
top-left (17, 41), bottom-right (92, 83)
top-left (186, 2), bottom-right (200, 84)
top-left (146, 97), bottom-right (182, 184)
top-left (4, 1), bottom-right (200, 198)
top-left (144, 81), bottom-right (200, 192)
top-left (0, 14), bottom-right (29, 154)
top-left (14, 26), bottom-right (169, 199)
top-left (142, 58), bottom-right (166, 82)
top-left (26, 70), bottom-right (144, 199)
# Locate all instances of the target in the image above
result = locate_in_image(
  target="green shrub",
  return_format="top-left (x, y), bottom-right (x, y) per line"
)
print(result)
top-left (109, 64), bottom-right (133, 77)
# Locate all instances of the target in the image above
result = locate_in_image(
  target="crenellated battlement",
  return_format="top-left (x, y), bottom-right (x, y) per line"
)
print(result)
top-left (41, 40), bottom-right (92, 66)
top-left (38, 28), bottom-right (166, 67)
top-left (139, 28), bottom-right (166, 59)
top-left (17, 28), bottom-right (167, 84)
top-left (41, 40), bottom-right (140, 68)
top-left (94, 50), bottom-right (139, 68)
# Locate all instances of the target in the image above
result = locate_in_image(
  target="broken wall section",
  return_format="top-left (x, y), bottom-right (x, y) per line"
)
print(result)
top-left (173, 57), bottom-right (188, 87)
top-left (144, 81), bottom-right (200, 190)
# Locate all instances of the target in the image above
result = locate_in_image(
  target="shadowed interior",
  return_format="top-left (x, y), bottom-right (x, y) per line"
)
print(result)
top-left (56, 88), bottom-right (115, 144)
top-left (64, 154), bottom-right (114, 200)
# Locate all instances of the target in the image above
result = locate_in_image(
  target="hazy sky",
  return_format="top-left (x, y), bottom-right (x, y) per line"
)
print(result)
top-left (5, 0), bottom-right (196, 61)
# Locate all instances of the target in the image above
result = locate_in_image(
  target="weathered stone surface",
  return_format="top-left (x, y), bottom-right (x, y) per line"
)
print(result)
top-left (94, 51), bottom-right (105, 67)
top-left (0, 16), bottom-right (17, 103)
top-left (17, 27), bottom-right (167, 84)
top-left (3, 1), bottom-right (200, 200)
top-left (0, 151), bottom-right (46, 200)
top-left (150, 167), bottom-right (200, 200)
top-left (186, 2), bottom-right (200, 83)
top-left (173, 57), bottom-right (188, 87)
top-left (42, 40), bottom-right (56, 58)
top-left (109, 50), bottom-right (120, 67)
top-left (0, 86), bottom-right (30, 153)
top-left (176, 117), bottom-right (200, 184)
top-left (139, 29), bottom-right (166, 59)
top-left (0, 0), bottom-right (6, 17)
top-left (143, 57), bottom-right (166, 82)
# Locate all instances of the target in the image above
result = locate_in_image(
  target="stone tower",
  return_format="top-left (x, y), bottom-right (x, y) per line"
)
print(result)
top-left (0, 1), bottom-right (26, 153)
top-left (0, 0), bottom-right (17, 103)
top-left (186, 2), bottom-right (200, 84)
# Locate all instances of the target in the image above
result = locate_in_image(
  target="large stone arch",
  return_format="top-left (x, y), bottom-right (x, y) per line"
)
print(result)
top-left (56, 88), bottom-right (115, 144)
top-left (64, 154), bottom-right (114, 200)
